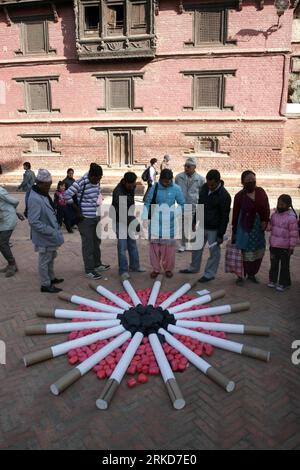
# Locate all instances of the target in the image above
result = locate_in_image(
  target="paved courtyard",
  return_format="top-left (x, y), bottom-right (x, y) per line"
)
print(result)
top-left (0, 193), bottom-right (299, 450)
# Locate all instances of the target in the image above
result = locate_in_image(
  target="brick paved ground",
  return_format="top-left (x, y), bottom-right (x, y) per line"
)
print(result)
top-left (0, 193), bottom-right (299, 450)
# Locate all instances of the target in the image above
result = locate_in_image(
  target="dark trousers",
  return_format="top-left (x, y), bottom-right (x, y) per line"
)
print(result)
top-left (78, 217), bottom-right (101, 273)
top-left (269, 247), bottom-right (291, 287)
top-left (56, 206), bottom-right (72, 232)
top-left (0, 230), bottom-right (15, 265)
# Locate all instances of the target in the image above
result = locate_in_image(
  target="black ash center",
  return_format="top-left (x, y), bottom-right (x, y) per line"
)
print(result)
top-left (117, 305), bottom-right (176, 336)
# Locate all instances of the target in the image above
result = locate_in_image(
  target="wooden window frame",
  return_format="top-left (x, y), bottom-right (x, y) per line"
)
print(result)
top-left (183, 131), bottom-right (231, 157)
top-left (12, 15), bottom-right (56, 56)
top-left (18, 133), bottom-right (61, 156)
top-left (181, 70), bottom-right (236, 111)
top-left (79, 0), bottom-right (151, 39)
top-left (13, 76), bottom-right (60, 114)
top-left (183, 4), bottom-right (238, 48)
top-left (94, 72), bottom-right (144, 111)
top-left (108, 129), bottom-right (133, 166)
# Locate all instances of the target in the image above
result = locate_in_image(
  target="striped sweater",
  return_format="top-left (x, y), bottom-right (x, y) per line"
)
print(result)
top-left (64, 174), bottom-right (100, 218)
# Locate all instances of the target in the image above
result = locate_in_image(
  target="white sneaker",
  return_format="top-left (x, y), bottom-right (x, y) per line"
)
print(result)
top-left (267, 282), bottom-right (276, 288)
top-left (95, 264), bottom-right (110, 272)
top-left (86, 271), bottom-right (102, 280)
top-left (178, 246), bottom-right (185, 253)
top-left (276, 285), bottom-right (288, 292)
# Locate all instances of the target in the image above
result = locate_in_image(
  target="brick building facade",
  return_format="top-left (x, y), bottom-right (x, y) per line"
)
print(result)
top-left (0, 0), bottom-right (299, 178)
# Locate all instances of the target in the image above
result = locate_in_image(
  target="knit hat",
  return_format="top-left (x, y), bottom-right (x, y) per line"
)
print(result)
top-left (36, 168), bottom-right (52, 182)
top-left (185, 157), bottom-right (197, 167)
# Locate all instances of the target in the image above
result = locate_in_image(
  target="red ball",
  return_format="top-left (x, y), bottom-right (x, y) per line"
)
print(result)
top-left (138, 373), bottom-right (148, 384)
top-left (127, 378), bottom-right (137, 388)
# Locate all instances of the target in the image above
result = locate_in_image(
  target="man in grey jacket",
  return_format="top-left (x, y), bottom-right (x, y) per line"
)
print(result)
top-left (0, 181), bottom-right (24, 277)
top-left (17, 162), bottom-right (36, 192)
top-left (28, 169), bottom-right (64, 293)
top-left (175, 157), bottom-right (205, 252)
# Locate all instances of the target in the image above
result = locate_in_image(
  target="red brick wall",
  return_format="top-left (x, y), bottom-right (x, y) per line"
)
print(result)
top-left (0, 1), bottom-right (296, 175)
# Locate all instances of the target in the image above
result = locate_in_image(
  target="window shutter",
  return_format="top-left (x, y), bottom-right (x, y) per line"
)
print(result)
top-left (36, 139), bottom-right (50, 152)
top-left (109, 79), bottom-right (130, 109)
top-left (131, 3), bottom-right (146, 27)
top-left (196, 10), bottom-right (223, 44)
top-left (199, 138), bottom-right (213, 151)
top-left (196, 76), bottom-right (220, 108)
top-left (25, 22), bottom-right (46, 52)
top-left (29, 82), bottom-right (49, 111)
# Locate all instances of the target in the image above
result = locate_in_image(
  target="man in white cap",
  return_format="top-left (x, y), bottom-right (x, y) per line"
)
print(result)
top-left (175, 157), bottom-right (205, 252)
top-left (27, 169), bottom-right (64, 293)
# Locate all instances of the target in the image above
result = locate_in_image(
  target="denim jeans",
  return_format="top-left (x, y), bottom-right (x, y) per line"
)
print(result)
top-left (117, 225), bottom-right (140, 275)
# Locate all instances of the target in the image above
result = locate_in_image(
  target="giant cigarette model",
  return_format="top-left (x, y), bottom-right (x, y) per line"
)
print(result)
top-left (96, 332), bottom-right (144, 410)
top-left (24, 279), bottom-right (271, 409)
top-left (58, 292), bottom-right (124, 314)
top-left (120, 273), bottom-right (142, 306)
top-left (89, 282), bottom-right (132, 310)
top-left (148, 333), bottom-right (185, 410)
top-left (159, 279), bottom-right (198, 309)
top-left (174, 302), bottom-right (250, 320)
top-left (159, 329), bottom-right (235, 393)
top-left (148, 275), bottom-right (164, 306)
top-left (36, 307), bottom-right (118, 321)
top-left (168, 290), bottom-right (226, 314)
top-left (167, 324), bottom-right (270, 362)
top-left (23, 325), bottom-right (125, 366)
top-left (50, 331), bottom-right (132, 395)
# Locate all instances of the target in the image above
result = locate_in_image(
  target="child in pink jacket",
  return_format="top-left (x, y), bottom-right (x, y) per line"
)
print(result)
top-left (268, 194), bottom-right (298, 292)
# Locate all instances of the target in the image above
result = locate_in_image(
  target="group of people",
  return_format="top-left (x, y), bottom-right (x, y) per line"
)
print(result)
top-left (0, 158), bottom-right (298, 294)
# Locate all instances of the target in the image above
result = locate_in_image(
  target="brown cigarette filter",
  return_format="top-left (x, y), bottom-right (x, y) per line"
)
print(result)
top-left (206, 367), bottom-right (235, 393)
top-left (25, 325), bottom-right (47, 335)
top-left (242, 345), bottom-right (271, 362)
top-left (188, 278), bottom-right (199, 289)
top-left (96, 379), bottom-right (120, 410)
top-left (50, 368), bottom-right (82, 395)
top-left (243, 325), bottom-right (271, 336)
top-left (88, 282), bottom-right (98, 292)
top-left (165, 379), bottom-right (186, 410)
top-left (230, 302), bottom-right (250, 313)
top-left (57, 292), bottom-right (73, 302)
top-left (36, 308), bottom-right (56, 318)
top-left (209, 290), bottom-right (226, 301)
top-left (23, 347), bottom-right (53, 367)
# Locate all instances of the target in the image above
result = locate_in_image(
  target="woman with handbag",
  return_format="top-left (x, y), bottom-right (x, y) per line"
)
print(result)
top-left (232, 170), bottom-right (270, 285)
top-left (143, 169), bottom-right (185, 279)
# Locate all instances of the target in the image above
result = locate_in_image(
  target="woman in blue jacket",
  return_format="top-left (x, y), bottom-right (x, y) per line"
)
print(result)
top-left (143, 169), bottom-right (185, 278)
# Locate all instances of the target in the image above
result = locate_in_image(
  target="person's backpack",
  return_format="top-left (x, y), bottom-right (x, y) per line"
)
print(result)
top-left (141, 167), bottom-right (150, 182)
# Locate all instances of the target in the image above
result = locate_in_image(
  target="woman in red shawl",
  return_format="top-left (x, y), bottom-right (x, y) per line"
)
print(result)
top-left (232, 171), bottom-right (270, 285)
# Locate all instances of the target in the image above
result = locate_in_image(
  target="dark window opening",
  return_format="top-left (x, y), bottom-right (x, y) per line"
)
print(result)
top-left (85, 6), bottom-right (100, 30)
top-left (107, 4), bottom-right (124, 30)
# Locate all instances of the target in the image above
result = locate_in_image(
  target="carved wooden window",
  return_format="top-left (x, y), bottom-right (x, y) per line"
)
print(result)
top-left (196, 76), bottom-right (222, 109)
top-left (195, 9), bottom-right (226, 45)
top-left (94, 72), bottom-right (143, 111)
top-left (184, 132), bottom-right (231, 157)
top-left (182, 70), bottom-right (235, 111)
top-left (84, 5), bottom-right (100, 34)
top-left (109, 79), bottom-right (131, 109)
top-left (24, 21), bottom-right (48, 53)
top-left (28, 82), bottom-right (50, 112)
top-left (106, 1), bottom-right (125, 36)
top-left (130, 1), bottom-right (147, 34)
top-left (19, 133), bottom-right (61, 155)
top-left (14, 76), bottom-right (59, 113)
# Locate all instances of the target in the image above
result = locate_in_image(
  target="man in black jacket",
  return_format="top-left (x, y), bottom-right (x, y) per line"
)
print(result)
top-left (111, 172), bottom-right (144, 276)
top-left (180, 169), bottom-right (231, 282)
